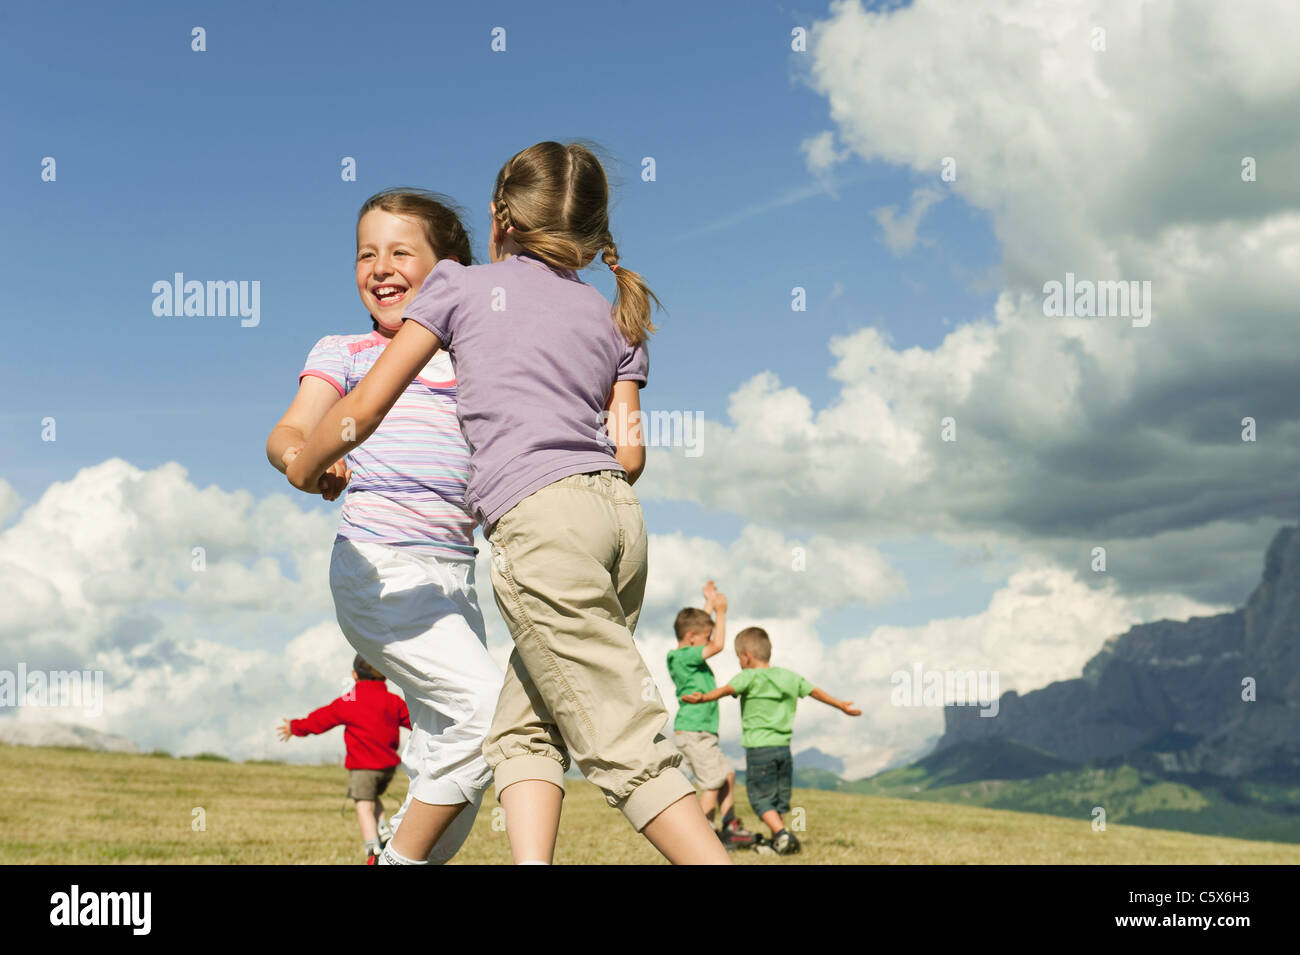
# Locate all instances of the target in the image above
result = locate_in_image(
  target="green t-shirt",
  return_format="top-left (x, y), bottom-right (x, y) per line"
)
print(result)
top-left (727, 666), bottom-right (814, 748)
top-left (667, 645), bottom-right (719, 733)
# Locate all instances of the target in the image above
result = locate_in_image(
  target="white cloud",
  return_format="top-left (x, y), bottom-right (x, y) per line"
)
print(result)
top-left (641, 0), bottom-right (1300, 608)
top-left (800, 129), bottom-right (850, 178)
top-left (872, 186), bottom-right (944, 255)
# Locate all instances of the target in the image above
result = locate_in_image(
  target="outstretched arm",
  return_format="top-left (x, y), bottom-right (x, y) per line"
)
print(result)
top-left (810, 687), bottom-right (861, 716)
top-left (681, 684), bottom-right (736, 705)
top-left (286, 701), bottom-right (344, 737)
top-left (287, 321), bottom-right (441, 491)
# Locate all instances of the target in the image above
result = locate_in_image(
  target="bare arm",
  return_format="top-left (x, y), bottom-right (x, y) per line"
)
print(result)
top-left (267, 375), bottom-right (353, 501)
top-left (267, 376), bottom-right (342, 472)
top-left (287, 320), bottom-right (441, 491)
top-left (810, 687), bottom-right (861, 716)
top-left (681, 684), bottom-right (736, 705)
top-left (606, 379), bottom-right (645, 484)
top-left (701, 589), bottom-right (727, 661)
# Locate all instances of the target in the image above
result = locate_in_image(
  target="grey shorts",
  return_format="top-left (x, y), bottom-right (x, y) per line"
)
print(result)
top-left (674, 731), bottom-right (732, 790)
top-left (347, 767), bottom-right (395, 801)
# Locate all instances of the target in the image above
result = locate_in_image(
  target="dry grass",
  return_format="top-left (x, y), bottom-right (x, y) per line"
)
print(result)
top-left (3, 743), bottom-right (1298, 864)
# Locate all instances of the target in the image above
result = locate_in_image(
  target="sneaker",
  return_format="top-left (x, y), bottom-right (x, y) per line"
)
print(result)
top-left (720, 817), bottom-right (758, 850)
top-left (378, 821), bottom-right (393, 844)
top-left (771, 829), bottom-right (801, 856)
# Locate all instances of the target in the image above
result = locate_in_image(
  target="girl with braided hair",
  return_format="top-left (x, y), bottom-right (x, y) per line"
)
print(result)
top-left (289, 142), bottom-right (730, 864)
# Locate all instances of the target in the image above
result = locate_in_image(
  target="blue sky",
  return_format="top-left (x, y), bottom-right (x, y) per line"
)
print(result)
top-left (0, 0), bottom-right (1002, 628)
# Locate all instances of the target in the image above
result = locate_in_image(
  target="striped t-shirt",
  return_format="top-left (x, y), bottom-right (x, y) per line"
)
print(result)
top-left (300, 331), bottom-right (476, 561)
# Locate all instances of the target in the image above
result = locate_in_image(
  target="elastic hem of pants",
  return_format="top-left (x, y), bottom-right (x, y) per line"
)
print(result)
top-left (493, 754), bottom-right (568, 799)
top-left (620, 768), bottom-right (697, 832)
top-left (409, 774), bottom-right (478, 806)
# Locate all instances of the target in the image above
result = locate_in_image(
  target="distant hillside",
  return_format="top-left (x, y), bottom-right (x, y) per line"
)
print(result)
top-left (854, 739), bottom-right (1300, 845)
top-left (0, 720), bottom-right (139, 754)
top-left (942, 524), bottom-right (1300, 779)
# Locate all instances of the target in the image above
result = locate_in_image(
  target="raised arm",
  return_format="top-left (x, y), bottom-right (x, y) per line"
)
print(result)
top-left (287, 320), bottom-right (441, 491)
top-left (810, 687), bottom-right (861, 716)
top-left (701, 587), bottom-right (727, 661)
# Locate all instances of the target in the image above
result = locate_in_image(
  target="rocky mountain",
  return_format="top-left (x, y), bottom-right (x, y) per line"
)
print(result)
top-left (939, 525), bottom-right (1300, 780)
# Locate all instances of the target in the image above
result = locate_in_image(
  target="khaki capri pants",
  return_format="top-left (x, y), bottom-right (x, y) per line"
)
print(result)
top-left (482, 470), bottom-right (694, 831)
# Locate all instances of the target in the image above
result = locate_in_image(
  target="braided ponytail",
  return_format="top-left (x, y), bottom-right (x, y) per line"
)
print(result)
top-left (492, 141), bottom-right (661, 345)
top-left (602, 238), bottom-right (659, 346)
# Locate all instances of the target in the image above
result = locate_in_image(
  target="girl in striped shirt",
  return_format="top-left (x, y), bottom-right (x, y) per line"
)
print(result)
top-left (267, 189), bottom-right (503, 865)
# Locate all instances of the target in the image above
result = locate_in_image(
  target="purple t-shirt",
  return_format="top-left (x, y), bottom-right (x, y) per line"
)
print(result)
top-left (403, 253), bottom-right (648, 532)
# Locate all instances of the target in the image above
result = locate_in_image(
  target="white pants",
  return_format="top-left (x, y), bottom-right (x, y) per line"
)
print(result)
top-left (329, 539), bottom-right (503, 864)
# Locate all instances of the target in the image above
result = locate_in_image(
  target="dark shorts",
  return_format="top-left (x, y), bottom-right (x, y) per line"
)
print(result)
top-left (346, 767), bottom-right (395, 801)
top-left (745, 745), bottom-right (793, 817)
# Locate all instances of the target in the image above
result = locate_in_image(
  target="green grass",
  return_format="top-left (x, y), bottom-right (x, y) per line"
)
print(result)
top-left (3, 743), bottom-right (1299, 864)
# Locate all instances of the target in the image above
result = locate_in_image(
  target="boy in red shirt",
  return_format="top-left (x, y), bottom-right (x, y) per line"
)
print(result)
top-left (279, 655), bottom-right (411, 861)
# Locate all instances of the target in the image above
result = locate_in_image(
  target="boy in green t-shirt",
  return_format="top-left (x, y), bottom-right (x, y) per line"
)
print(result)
top-left (666, 581), bottom-right (757, 849)
top-left (682, 626), bottom-right (860, 855)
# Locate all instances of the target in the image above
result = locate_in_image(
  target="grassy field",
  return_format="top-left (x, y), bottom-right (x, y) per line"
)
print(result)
top-left (3, 743), bottom-right (1299, 864)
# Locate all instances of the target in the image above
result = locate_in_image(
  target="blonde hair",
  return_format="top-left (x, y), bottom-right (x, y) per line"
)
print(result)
top-left (735, 627), bottom-right (771, 662)
top-left (491, 141), bottom-right (660, 346)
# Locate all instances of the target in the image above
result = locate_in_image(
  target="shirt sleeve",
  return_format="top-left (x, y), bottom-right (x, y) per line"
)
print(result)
top-left (727, 671), bottom-right (750, 696)
top-left (403, 258), bottom-right (464, 346)
top-left (291, 699), bottom-right (344, 737)
top-left (300, 336), bottom-right (348, 398)
top-left (796, 674), bottom-right (814, 698)
top-left (397, 698), bottom-right (411, 730)
top-left (616, 340), bottom-right (649, 387)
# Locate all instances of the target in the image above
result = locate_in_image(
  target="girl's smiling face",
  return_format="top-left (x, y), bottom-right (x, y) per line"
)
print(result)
top-left (356, 209), bottom-right (439, 334)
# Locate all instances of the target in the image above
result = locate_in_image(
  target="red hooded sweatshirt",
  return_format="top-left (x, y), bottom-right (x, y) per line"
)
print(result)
top-left (290, 679), bottom-right (410, 770)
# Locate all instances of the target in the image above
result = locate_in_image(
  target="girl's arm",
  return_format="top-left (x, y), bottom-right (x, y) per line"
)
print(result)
top-left (267, 376), bottom-right (353, 501)
top-left (606, 379), bottom-right (646, 484)
top-left (286, 320), bottom-right (442, 491)
top-left (266, 376), bottom-right (344, 474)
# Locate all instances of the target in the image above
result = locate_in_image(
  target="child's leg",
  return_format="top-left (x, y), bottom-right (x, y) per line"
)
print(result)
top-left (698, 787), bottom-right (719, 821)
top-left (498, 777), bottom-right (564, 864)
top-left (483, 648), bottom-right (569, 862)
top-left (483, 473), bottom-right (729, 865)
top-left (745, 747), bottom-right (786, 836)
top-left (354, 798), bottom-right (380, 842)
top-left (330, 541), bottom-right (504, 864)
top-left (720, 772), bottom-right (736, 821)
